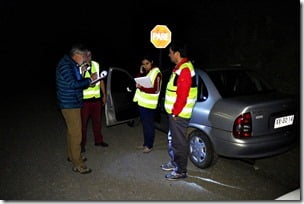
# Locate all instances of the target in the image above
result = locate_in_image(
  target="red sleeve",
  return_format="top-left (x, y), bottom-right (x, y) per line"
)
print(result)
top-left (172, 68), bottom-right (192, 116)
top-left (139, 73), bottom-right (162, 94)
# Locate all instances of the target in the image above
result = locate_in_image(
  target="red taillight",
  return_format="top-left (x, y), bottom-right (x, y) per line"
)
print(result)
top-left (233, 112), bottom-right (252, 138)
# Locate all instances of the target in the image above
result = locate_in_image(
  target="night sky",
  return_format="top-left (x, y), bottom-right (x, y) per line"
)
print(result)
top-left (0, 0), bottom-right (300, 94)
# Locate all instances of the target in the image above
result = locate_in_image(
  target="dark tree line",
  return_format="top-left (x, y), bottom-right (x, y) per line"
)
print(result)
top-left (183, 1), bottom-right (299, 94)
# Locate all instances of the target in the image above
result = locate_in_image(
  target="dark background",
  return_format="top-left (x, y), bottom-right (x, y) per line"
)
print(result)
top-left (0, 0), bottom-right (300, 96)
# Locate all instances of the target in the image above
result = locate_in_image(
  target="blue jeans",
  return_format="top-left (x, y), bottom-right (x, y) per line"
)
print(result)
top-left (138, 106), bottom-right (155, 149)
top-left (167, 129), bottom-right (177, 171)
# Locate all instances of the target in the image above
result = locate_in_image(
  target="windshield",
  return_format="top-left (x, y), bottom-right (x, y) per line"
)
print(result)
top-left (207, 69), bottom-right (275, 98)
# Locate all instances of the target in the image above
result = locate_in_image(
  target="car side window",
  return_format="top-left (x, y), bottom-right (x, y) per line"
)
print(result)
top-left (208, 70), bottom-right (275, 98)
top-left (197, 76), bottom-right (208, 102)
top-left (111, 69), bottom-right (135, 94)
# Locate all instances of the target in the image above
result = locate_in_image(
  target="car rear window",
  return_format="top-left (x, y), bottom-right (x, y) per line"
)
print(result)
top-left (207, 69), bottom-right (275, 98)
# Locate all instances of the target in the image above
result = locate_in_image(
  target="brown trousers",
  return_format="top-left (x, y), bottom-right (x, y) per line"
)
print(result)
top-left (61, 108), bottom-right (85, 168)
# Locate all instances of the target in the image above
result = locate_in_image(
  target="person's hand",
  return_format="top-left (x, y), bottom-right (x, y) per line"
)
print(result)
top-left (89, 72), bottom-right (98, 87)
top-left (80, 63), bottom-right (89, 75)
top-left (102, 95), bottom-right (107, 105)
top-left (91, 72), bottom-right (98, 81)
top-left (81, 66), bottom-right (87, 74)
top-left (172, 115), bottom-right (178, 120)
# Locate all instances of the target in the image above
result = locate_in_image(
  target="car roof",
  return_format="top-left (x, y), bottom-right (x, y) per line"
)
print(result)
top-left (205, 67), bottom-right (250, 72)
top-left (163, 65), bottom-right (252, 73)
top-left (195, 66), bottom-right (251, 72)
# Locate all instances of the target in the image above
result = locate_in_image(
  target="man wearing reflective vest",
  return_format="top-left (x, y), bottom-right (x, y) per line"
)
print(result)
top-left (81, 51), bottom-right (108, 153)
top-left (161, 42), bottom-right (198, 180)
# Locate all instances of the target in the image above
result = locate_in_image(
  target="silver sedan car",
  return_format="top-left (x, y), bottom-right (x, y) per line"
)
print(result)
top-left (105, 67), bottom-right (299, 169)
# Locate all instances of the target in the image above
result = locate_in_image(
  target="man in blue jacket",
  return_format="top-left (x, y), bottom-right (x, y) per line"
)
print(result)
top-left (56, 44), bottom-right (97, 174)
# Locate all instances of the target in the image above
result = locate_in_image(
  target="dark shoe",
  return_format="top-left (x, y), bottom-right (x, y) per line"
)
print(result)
top-left (161, 162), bottom-right (176, 171)
top-left (72, 166), bottom-right (92, 174)
top-left (165, 171), bottom-right (187, 180)
top-left (67, 155), bottom-right (87, 162)
top-left (81, 145), bottom-right (86, 153)
top-left (95, 142), bottom-right (109, 147)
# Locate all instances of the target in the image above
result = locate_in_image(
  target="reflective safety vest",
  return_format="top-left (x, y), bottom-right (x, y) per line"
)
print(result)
top-left (83, 61), bottom-right (101, 99)
top-left (133, 67), bottom-right (161, 109)
top-left (164, 61), bottom-right (198, 119)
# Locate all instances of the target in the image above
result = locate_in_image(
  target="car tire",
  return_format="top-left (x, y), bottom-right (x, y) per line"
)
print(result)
top-left (127, 120), bottom-right (135, 127)
top-left (188, 130), bottom-right (215, 169)
top-left (127, 117), bottom-right (140, 127)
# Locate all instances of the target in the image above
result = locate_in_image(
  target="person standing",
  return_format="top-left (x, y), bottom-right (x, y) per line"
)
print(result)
top-left (161, 42), bottom-right (198, 180)
top-left (56, 44), bottom-right (97, 174)
top-left (80, 50), bottom-right (108, 153)
top-left (133, 56), bottom-right (162, 153)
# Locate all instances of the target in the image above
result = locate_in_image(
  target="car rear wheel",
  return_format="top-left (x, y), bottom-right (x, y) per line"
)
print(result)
top-left (188, 130), bottom-right (215, 169)
top-left (127, 117), bottom-right (140, 127)
top-left (127, 120), bottom-right (135, 127)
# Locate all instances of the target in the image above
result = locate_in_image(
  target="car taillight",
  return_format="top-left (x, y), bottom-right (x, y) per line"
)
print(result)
top-left (233, 112), bottom-right (252, 138)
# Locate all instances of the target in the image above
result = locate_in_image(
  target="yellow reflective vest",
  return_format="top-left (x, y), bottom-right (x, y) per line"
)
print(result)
top-left (83, 61), bottom-right (101, 99)
top-left (164, 61), bottom-right (197, 119)
top-left (133, 67), bottom-right (161, 109)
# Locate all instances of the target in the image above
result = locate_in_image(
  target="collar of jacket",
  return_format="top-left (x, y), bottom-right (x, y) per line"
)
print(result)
top-left (173, 58), bottom-right (189, 72)
top-left (64, 54), bottom-right (80, 67)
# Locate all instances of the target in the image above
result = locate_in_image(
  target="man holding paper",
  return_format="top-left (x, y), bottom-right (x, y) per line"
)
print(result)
top-left (56, 44), bottom-right (95, 174)
top-left (133, 56), bottom-right (162, 153)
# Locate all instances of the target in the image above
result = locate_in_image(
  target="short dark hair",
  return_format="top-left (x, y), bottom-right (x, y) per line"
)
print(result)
top-left (169, 42), bottom-right (188, 58)
top-left (69, 43), bottom-right (89, 57)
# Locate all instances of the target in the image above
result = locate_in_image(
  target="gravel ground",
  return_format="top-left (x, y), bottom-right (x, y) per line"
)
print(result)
top-left (0, 91), bottom-right (300, 201)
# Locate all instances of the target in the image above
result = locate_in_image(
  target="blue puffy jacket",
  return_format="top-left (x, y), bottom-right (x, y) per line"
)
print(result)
top-left (56, 55), bottom-right (91, 109)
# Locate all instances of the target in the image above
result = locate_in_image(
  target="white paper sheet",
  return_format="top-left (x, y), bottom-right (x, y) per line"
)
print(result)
top-left (134, 76), bottom-right (153, 88)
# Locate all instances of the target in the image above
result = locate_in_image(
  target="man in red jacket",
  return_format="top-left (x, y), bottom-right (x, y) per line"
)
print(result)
top-left (161, 42), bottom-right (198, 180)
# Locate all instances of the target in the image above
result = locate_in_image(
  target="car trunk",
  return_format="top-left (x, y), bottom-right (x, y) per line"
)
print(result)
top-left (211, 92), bottom-right (298, 137)
top-left (244, 93), bottom-right (297, 136)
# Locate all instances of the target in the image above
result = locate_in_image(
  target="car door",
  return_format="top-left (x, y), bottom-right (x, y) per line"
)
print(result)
top-left (105, 67), bottom-right (139, 126)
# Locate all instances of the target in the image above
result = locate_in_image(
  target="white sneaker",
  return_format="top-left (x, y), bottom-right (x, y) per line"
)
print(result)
top-left (143, 146), bottom-right (152, 153)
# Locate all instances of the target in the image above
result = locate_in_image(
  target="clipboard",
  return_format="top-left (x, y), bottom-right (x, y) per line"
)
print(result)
top-left (90, 77), bottom-right (102, 84)
top-left (134, 76), bottom-right (153, 88)
top-left (90, 71), bottom-right (108, 85)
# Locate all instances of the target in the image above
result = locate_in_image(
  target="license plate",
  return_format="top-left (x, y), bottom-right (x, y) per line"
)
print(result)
top-left (274, 115), bottom-right (294, 129)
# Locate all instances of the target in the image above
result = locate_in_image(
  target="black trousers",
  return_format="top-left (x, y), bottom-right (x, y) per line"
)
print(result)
top-left (138, 106), bottom-right (155, 149)
top-left (168, 115), bottom-right (190, 174)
